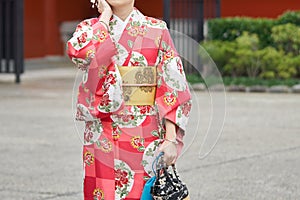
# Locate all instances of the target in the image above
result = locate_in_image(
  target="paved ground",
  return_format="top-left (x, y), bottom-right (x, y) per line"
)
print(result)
top-left (0, 59), bottom-right (299, 200)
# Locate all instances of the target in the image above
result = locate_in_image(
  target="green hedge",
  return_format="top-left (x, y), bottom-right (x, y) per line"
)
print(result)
top-left (207, 10), bottom-right (300, 48)
top-left (202, 31), bottom-right (300, 79)
top-left (204, 10), bottom-right (300, 80)
top-left (277, 10), bottom-right (300, 26)
top-left (207, 17), bottom-right (274, 48)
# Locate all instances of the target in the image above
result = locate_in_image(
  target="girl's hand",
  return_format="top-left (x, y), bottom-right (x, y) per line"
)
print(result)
top-left (97, 0), bottom-right (112, 30)
top-left (98, 0), bottom-right (112, 17)
top-left (158, 140), bottom-right (177, 166)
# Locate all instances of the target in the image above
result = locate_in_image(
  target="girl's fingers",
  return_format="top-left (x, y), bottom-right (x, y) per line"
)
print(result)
top-left (159, 141), bottom-right (177, 165)
top-left (98, 0), bottom-right (111, 14)
top-left (98, 0), bottom-right (104, 13)
top-left (163, 153), bottom-right (176, 165)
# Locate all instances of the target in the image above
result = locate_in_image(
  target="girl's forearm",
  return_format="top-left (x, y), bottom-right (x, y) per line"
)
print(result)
top-left (165, 119), bottom-right (177, 140)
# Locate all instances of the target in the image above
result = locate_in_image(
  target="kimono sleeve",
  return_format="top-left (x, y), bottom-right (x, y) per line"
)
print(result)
top-left (155, 22), bottom-right (192, 135)
top-left (71, 18), bottom-right (121, 122)
top-left (67, 18), bottom-right (111, 71)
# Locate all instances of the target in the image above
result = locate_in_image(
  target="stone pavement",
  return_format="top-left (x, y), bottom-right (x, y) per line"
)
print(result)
top-left (0, 58), bottom-right (299, 200)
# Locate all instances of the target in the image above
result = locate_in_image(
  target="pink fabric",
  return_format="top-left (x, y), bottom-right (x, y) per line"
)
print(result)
top-left (67, 8), bottom-right (191, 200)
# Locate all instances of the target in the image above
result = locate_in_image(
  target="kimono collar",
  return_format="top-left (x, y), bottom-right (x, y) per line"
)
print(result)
top-left (111, 7), bottom-right (145, 22)
top-left (110, 8), bottom-right (145, 42)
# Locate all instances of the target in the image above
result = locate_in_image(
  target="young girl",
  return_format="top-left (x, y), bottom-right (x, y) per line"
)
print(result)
top-left (67, 0), bottom-right (191, 199)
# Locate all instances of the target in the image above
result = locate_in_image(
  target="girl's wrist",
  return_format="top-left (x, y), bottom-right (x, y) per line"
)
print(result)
top-left (164, 138), bottom-right (178, 145)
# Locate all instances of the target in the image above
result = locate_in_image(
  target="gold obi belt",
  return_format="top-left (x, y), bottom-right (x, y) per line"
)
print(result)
top-left (118, 66), bottom-right (157, 105)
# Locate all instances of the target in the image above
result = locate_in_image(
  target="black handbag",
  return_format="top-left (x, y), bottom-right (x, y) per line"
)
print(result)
top-left (150, 153), bottom-right (190, 200)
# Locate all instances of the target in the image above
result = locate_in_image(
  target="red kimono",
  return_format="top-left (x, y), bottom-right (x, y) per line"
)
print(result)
top-left (67, 8), bottom-right (192, 200)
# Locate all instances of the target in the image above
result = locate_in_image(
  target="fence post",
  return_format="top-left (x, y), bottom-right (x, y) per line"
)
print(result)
top-left (163, 0), bottom-right (170, 28)
top-left (216, 0), bottom-right (221, 18)
top-left (0, 0), bottom-right (24, 83)
top-left (15, 0), bottom-right (24, 83)
top-left (0, 2), bottom-right (3, 67)
top-left (199, 0), bottom-right (204, 41)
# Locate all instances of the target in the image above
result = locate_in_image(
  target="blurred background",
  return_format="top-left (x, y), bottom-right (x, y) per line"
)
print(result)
top-left (20, 0), bottom-right (300, 58)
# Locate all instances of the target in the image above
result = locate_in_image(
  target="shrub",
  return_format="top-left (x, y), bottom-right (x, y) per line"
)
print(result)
top-left (293, 56), bottom-right (300, 76)
top-left (277, 55), bottom-right (300, 79)
top-left (202, 32), bottom-right (300, 79)
top-left (224, 32), bottom-right (262, 77)
top-left (259, 47), bottom-right (283, 79)
top-left (207, 17), bottom-right (275, 48)
top-left (204, 11), bottom-right (300, 79)
top-left (207, 10), bottom-right (300, 49)
top-left (200, 40), bottom-right (236, 73)
top-left (277, 11), bottom-right (300, 26)
top-left (271, 23), bottom-right (300, 55)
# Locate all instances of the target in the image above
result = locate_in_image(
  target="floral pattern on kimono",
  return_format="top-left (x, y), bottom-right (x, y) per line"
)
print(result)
top-left (67, 7), bottom-right (191, 200)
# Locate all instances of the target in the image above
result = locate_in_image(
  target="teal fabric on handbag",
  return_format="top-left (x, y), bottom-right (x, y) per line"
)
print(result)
top-left (141, 176), bottom-right (156, 200)
top-left (141, 152), bottom-right (164, 200)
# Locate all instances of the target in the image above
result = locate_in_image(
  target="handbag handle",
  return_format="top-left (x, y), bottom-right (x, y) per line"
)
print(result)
top-left (152, 153), bottom-right (179, 189)
top-left (152, 152), bottom-right (164, 177)
top-left (152, 153), bottom-right (180, 180)
top-left (171, 164), bottom-right (181, 180)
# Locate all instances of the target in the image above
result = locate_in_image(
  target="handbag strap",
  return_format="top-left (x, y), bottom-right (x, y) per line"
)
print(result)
top-left (171, 164), bottom-right (181, 180)
top-left (152, 152), bottom-right (164, 177)
top-left (154, 153), bottom-right (176, 186)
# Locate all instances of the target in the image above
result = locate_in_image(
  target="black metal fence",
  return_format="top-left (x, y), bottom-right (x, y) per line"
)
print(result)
top-left (0, 0), bottom-right (24, 83)
top-left (163, 0), bottom-right (221, 74)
